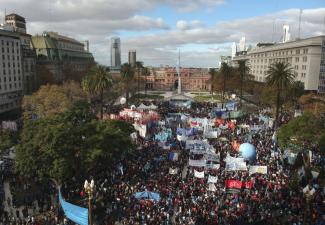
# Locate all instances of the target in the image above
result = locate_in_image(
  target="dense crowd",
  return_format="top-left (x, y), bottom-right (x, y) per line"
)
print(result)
top-left (0, 101), bottom-right (324, 225)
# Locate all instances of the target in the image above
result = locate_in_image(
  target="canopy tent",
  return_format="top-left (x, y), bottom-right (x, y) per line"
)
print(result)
top-left (134, 191), bottom-right (161, 202)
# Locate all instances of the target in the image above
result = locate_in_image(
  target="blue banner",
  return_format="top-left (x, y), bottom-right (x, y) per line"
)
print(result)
top-left (59, 190), bottom-right (88, 225)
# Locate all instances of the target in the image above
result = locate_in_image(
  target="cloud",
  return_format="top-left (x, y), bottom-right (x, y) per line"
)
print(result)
top-left (0, 2), bottom-right (324, 67)
top-left (176, 20), bottom-right (205, 30)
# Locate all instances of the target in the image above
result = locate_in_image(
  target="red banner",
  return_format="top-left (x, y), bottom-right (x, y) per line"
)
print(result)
top-left (243, 179), bottom-right (254, 189)
top-left (225, 180), bottom-right (242, 189)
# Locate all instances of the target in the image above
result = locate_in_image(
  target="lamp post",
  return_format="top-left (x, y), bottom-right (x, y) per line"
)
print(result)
top-left (84, 179), bottom-right (95, 225)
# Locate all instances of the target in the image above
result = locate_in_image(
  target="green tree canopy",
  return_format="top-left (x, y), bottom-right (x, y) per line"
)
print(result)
top-left (22, 81), bottom-right (86, 119)
top-left (16, 102), bottom-right (135, 183)
top-left (0, 129), bottom-right (18, 154)
top-left (82, 65), bottom-right (113, 119)
top-left (277, 112), bottom-right (325, 151)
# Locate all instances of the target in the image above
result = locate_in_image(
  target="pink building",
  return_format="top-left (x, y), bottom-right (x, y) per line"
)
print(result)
top-left (145, 67), bottom-right (211, 91)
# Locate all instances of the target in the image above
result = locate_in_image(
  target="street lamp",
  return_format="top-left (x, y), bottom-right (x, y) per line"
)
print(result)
top-left (84, 179), bottom-right (95, 225)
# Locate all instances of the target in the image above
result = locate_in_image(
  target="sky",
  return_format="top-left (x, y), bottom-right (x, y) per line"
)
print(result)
top-left (1, 0), bottom-right (325, 68)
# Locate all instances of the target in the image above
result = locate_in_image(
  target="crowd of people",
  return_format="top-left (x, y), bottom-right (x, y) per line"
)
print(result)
top-left (0, 100), bottom-right (324, 225)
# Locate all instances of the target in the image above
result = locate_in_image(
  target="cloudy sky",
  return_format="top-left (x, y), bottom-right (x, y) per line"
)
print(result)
top-left (1, 0), bottom-right (325, 67)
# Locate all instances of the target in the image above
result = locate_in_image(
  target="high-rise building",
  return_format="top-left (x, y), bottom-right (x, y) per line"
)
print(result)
top-left (231, 42), bottom-right (237, 59)
top-left (232, 35), bottom-right (325, 92)
top-left (128, 50), bottom-right (136, 67)
top-left (110, 37), bottom-right (121, 69)
top-left (239, 37), bottom-right (246, 51)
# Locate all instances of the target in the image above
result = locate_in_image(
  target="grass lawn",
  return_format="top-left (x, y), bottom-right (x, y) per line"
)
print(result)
top-left (194, 95), bottom-right (222, 102)
top-left (132, 93), bottom-right (164, 100)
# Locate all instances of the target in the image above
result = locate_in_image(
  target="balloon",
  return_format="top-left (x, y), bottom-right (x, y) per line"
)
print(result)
top-left (239, 143), bottom-right (256, 161)
top-left (120, 97), bottom-right (126, 105)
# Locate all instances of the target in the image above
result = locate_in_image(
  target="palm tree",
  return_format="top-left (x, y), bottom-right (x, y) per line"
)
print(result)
top-left (266, 62), bottom-right (296, 127)
top-left (121, 63), bottom-right (135, 105)
top-left (208, 68), bottom-right (217, 96)
top-left (135, 61), bottom-right (144, 100)
top-left (220, 62), bottom-right (231, 102)
top-left (82, 65), bottom-right (112, 119)
top-left (237, 60), bottom-right (251, 106)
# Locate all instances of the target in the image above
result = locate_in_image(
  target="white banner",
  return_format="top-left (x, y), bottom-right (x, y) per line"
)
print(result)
top-left (169, 168), bottom-right (178, 175)
top-left (226, 161), bottom-right (247, 171)
top-left (206, 163), bottom-right (220, 170)
top-left (249, 166), bottom-right (267, 175)
top-left (189, 159), bottom-right (206, 167)
top-left (208, 175), bottom-right (218, 183)
top-left (194, 170), bottom-right (205, 178)
top-left (208, 183), bottom-right (217, 192)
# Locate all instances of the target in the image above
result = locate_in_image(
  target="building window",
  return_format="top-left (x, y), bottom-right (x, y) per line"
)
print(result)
top-left (303, 56), bottom-right (307, 62)
top-left (296, 49), bottom-right (300, 54)
top-left (295, 57), bottom-right (299, 62)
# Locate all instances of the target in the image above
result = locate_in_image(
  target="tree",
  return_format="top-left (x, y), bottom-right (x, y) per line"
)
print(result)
top-left (120, 63), bottom-right (135, 105)
top-left (277, 112), bottom-right (325, 150)
top-left (266, 62), bottom-right (296, 127)
top-left (22, 81), bottom-right (87, 119)
top-left (237, 60), bottom-right (251, 106)
top-left (208, 68), bottom-right (217, 95)
top-left (298, 93), bottom-right (325, 117)
top-left (0, 129), bottom-right (18, 154)
top-left (82, 65), bottom-right (113, 119)
top-left (36, 64), bottom-right (56, 88)
top-left (220, 62), bottom-right (232, 102)
top-left (16, 102), bottom-right (135, 183)
top-left (135, 61), bottom-right (144, 99)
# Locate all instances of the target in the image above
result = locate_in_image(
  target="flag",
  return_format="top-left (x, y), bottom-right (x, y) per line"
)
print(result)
top-left (59, 189), bottom-right (88, 225)
top-left (168, 152), bottom-right (178, 161)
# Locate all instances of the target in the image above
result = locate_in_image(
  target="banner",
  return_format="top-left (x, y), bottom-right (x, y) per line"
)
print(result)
top-left (169, 168), bottom-right (178, 175)
top-left (189, 159), bottom-right (206, 167)
top-left (204, 153), bottom-right (220, 162)
top-left (243, 179), bottom-right (254, 189)
top-left (194, 170), bottom-right (205, 178)
top-left (225, 180), bottom-right (242, 189)
top-left (208, 175), bottom-right (218, 183)
top-left (206, 162), bottom-right (220, 170)
top-left (249, 166), bottom-right (267, 175)
top-left (168, 152), bottom-right (178, 161)
top-left (208, 183), bottom-right (217, 192)
top-left (59, 190), bottom-right (88, 225)
top-left (226, 160), bottom-right (247, 171)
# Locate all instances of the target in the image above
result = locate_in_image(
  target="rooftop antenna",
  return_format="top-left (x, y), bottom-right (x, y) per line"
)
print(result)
top-left (298, 9), bottom-right (303, 39)
top-left (323, 16), bottom-right (325, 35)
top-left (4, 8), bottom-right (6, 24)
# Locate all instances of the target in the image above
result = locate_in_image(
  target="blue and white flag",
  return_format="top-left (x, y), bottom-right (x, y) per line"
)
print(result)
top-left (59, 189), bottom-right (88, 225)
top-left (168, 152), bottom-right (178, 161)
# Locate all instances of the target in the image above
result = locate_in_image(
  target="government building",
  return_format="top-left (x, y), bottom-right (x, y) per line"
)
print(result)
top-left (232, 35), bottom-right (325, 92)
top-left (31, 31), bottom-right (94, 82)
top-left (145, 67), bottom-right (211, 92)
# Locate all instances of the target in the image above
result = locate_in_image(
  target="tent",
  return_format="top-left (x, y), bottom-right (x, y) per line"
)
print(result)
top-left (149, 103), bottom-right (158, 110)
top-left (134, 191), bottom-right (161, 202)
top-left (137, 103), bottom-right (150, 110)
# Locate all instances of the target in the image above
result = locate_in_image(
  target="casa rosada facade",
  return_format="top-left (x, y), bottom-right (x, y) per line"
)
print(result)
top-left (145, 67), bottom-right (211, 92)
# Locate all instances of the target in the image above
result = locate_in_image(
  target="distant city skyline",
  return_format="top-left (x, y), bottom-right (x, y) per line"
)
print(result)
top-left (1, 0), bottom-right (325, 67)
